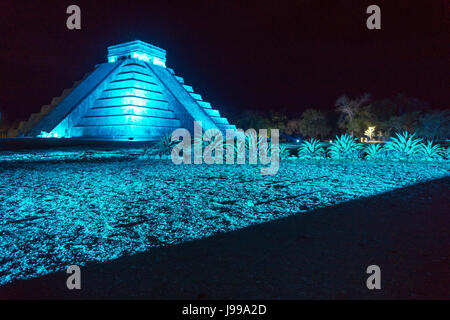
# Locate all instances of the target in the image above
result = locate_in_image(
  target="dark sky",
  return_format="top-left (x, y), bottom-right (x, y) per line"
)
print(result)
top-left (0, 0), bottom-right (448, 123)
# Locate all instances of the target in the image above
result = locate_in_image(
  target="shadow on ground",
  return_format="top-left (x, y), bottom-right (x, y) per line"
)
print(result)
top-left (1, 177), bottom-right (449, 299)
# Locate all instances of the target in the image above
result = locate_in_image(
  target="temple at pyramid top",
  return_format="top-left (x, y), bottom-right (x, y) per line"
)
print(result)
top-left (107, 40), bottom-right (167, 67)
top-left (9, 40), bottom-right (236, 140)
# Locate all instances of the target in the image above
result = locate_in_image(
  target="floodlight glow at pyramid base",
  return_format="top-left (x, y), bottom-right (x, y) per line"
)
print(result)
top-left (9, 40), bottom-right (236, 140)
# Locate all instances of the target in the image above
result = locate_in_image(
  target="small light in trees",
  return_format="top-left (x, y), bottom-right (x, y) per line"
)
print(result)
top-left (365, 126), bottom-right (376, 140)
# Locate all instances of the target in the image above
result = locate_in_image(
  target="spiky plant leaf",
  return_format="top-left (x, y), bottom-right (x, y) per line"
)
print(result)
top-left (327, 134), bottom-right (362, 159)
top-left (443, 147), bottom-right (450, 160)
top-left (297, 138), bottom-right (325, 159)
top-left (278, 144), bottom-right (290, 160)
top-left (419, 141), bottom-right (444, 161)
top-left (145, 133), bottom-right (180, 158)
top-left (385, 131), bottom-right (422, 160)
top-left (364, 143), bottom-right (385, 160)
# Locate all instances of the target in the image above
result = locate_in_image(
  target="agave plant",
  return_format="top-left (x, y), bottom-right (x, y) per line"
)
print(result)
top-left (297, 138), bottom-right (325, 159)
top-left (385, 131), bottom-right (422, 160)
top-left (443, 147), bottom-right (450, 160)
top-left (144, 133), bottom-right (180, 158)
top-left (228, 131), bottom-right (268, 163)
top-left (419, 141), bottom-right (444, 161)
top-left (327, 134), bottom-right (362, 159)
top-left (278, 144), bottom-right (290, 160)
top-left (244, 130), bottom-right (263, 154)
top-left (364, 143), bottom-right (385, 160)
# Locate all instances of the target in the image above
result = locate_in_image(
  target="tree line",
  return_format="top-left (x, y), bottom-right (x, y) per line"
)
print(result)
top-left (232, 93), bottom-right (449, 141)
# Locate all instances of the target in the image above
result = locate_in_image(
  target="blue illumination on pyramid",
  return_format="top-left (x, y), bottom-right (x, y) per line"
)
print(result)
top-left (11, 41), bottom-right (235, 140)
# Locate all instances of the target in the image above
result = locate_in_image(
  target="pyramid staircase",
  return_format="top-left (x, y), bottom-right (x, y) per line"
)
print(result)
top-left (72, 60), bottom-right (180, 139)
top-left (166, 67), bottom-right (235, 133)
top-left (8, 73), bottom-right (89, 137)
top-left (9, 40), bottom-right (236, 140)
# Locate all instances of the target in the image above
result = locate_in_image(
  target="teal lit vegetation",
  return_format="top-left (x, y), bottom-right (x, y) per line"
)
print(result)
top-left (1, 147), bottom-right (449, 286)
top-left (0, 93), bottom-right (448, 287)
top-left (297, 138), bottom-right (325, 160)
top-left (364, 143), bottom-right (385, 160)
top-left (327, 134), bottom-right (363, 160)
top-left (385, 131), bottom-right (423, 160)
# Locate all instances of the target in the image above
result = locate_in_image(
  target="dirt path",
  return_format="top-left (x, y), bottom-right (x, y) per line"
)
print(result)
top-left (1, 177), bottom-right (449, 299)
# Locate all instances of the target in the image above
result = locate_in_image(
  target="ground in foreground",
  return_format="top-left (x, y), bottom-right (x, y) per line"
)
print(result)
top-left (0, 155), bottom-right (449, 298)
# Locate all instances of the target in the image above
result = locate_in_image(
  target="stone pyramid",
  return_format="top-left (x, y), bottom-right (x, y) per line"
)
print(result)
top-left (10, 40), bottom-right (235, 140)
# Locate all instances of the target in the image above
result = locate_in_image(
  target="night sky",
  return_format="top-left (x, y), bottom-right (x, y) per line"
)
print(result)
top-left (0, 0), bottom-right (448, 123)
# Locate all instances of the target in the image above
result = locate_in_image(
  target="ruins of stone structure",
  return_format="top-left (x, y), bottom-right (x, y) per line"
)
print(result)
top-left (9, 40), bottom-right (235, 140)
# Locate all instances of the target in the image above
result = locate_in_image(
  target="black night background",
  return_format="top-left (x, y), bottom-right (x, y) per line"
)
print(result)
top-left (0, 0), bottom-right (449, 306)
top-left (0, 0), bottom-right (448, 123)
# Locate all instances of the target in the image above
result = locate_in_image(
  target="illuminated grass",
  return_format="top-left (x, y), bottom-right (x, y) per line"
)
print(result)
top-left (0, 155), bottom-right (449, 285)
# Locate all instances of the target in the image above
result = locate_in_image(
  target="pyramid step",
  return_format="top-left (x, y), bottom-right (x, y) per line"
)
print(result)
top-left (212, 116), bottom-right (230, 125)
top-left (217, 124), bottom-right (237, 132)
top-left (17, 121), bottom-right (27, 131)
top-left (82, 72), bottom-right (91, 80)
top-left (118, 64), bottom-right (151, 74)
top-left (39, 105), bottom-right (52, 115)
top-left (15, 72), bottom-right (94, 137)
top-left (60, 89), bottom-right (72, 98)
top-left (107, 79), bottom-right (162, 92)
top-left (78, 115), bottom-right (181, 127)
top-left (71, 125), bottom-right (180, 140)
top-left (183, 85), bottom-right (194, 92)
top-left (203, 108), bottom-right (220, 117)
top-left (72, 80), bottom-right (82, 88)
top-left (85, 106), bottom-right (177, 119)
top-left (174, 76), bottom-right (184, 83)
top-left (29, 113), bottom-right (43, 123)
top-left (95, 97), bottom-right (169, 109)
top-left (100, 88), bottom-right (165, 101)
top-left (122, 61), bottom-right (147, 68)
top-left (51, 96), bottom-right (63, 106)
top-left (198, 101), bottom-right (212, 109)
top-left (190, 93), bottom-right (202, 101)
top-left (114, 72), bottom-right (156, 84)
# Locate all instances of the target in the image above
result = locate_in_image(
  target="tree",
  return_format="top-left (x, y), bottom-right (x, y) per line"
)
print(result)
top-left (335, 93), bottom-right (371, 135)
top-left (268, 111), bottom-right (288, 133)
top-left (285, 119), bottom-right (302, 136)
top-left (379, 116), bottom-right (403, 138)
top-left (338, 104), bottom-right (376, 138)
top-left (298, 109), bottom-right (331, 139)
top-left (416, 110), bottom-right (450, 141)
top-left (394, 93), bottom-right (429, 114)
top-left (234, 110), bottom-right (271, 130)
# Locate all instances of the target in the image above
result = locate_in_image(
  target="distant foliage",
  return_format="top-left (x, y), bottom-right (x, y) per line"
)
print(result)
top-left (364, 143), bottom-right (385, 160)
top-left (327, 134), bottom-right (362, 159)
top-left (419, 141), bottom-right (444, 161)
top-left (335, 93), bottom-right (372, 136)
top-left (297, 109), bottom-right (331, 139)
top-left (385, 131), bottom-right (422, 160)
top-left (297, 138), bottom-right (326, 159)
top-left (416, 111), bottom-right (450, 141)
